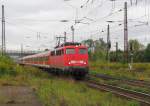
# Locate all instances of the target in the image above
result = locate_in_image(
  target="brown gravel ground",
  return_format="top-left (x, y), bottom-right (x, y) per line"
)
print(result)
top-left (0, 86), bottom-right (43, 106)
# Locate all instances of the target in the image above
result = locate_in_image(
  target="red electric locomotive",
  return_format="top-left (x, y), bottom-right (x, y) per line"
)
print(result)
top-left (19, 42), bottom-right (89, 77)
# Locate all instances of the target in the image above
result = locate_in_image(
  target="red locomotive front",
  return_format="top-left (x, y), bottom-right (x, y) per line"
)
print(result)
top-left (63, 45), bottom-right (89, 75)
top-left (50, 42), bottom-right (89, 77)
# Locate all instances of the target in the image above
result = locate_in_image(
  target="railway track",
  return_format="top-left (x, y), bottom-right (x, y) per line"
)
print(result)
top-left (85, 80), bottom-right (150, 105)
top-left (91, 73), bottom-right (150, 88)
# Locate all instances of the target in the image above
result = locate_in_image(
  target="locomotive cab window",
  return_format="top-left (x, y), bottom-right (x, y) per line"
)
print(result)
top-left (61, 49), bottom-right (64, 55)
top-left (56, 50), bottom-right (61, 56)
top-left (66, 48), bottom-right (75, 54)
top-left (51, 51), bottom-right (55, 56)
top-left (79, 48), bottom-right (87, 54)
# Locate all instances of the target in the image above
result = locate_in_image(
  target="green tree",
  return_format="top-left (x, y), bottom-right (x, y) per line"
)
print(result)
top-left (129, 39), bottom-right (145, 62)
top-left (110, 50), bottom-right (124, 63)
top-left (82, 38), bottom-right (107, 61)
top-left (94, 38), bottom-right (107, 51)
top-left (129, 39), bottom-right (144, 51)
top-left (82, 39), bottom-right (93, 48)
top-left (144, 44), bottom-right (150, 62)
top-left (92, 39), bottom-right (107, 61)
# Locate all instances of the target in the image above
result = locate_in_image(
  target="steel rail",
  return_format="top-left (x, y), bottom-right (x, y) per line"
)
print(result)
top-left (85, 80), bottom-right (150, 105)
top-left (90, 74), bottom-right (150, 88)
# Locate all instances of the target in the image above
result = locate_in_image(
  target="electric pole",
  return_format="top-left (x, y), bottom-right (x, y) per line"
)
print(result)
top-left (64, 32), bottom-right (67, 43)
top-left (56, 36), bottom-right (61, 46)
top-left (1, 5), bottom-right (6, 55)
top-left (116, 42), bottom-right (118, 62)
top-left (130, 0), bottom-right (133, 6)
top-left (136, 0), bottom-right (138, 5)
top-left (37, 32), bottom-right (40, 40)
top-left (106, 24), bottom-right (111, 62)
top-left (124, 2), bottom-right (128, 63)
top-left (21, 44), bottom-right (23, 57)
top-left (71, 25), bottom-right (74, 42)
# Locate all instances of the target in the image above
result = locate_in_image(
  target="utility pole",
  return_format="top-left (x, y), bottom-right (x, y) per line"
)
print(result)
top-left (124, 2), bottom-right (128, 63)
top-left (71, 25), bottom-right (74, 42)
top-left (20, 44), bottom-right (23, 57)
top-left (116, 42), bottom-right (118, 62)
top-left (37, 32), bottom-right (40, 40)
top-left (1, 5), bottom-right (6, 55)
top-left (136, 0), bottom-right (138, 5)
top-left (130, 0), bottom-right (133, 6)
top-left (106, 24), bottom-right (111, 62)
top-left (64, 32), bottom-right (67, 43)
top-left (56, 36), bottom-right (61, 46)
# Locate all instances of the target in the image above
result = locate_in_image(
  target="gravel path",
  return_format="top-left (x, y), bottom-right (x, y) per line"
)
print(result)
top-left (0, 86), bottom-right (43, 106)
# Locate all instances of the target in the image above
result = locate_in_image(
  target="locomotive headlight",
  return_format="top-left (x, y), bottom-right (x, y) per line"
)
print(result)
top-left (69, 60), bottom-right (86, 64)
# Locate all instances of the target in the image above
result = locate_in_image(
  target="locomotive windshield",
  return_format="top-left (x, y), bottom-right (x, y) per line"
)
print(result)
top-left (79, 48), bottom-right (87, 54)
top-left (66, 48), bottom-right (75, 54)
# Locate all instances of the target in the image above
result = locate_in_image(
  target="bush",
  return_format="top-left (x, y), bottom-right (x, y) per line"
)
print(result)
top-left (0, 56), bottom-right (17, 76)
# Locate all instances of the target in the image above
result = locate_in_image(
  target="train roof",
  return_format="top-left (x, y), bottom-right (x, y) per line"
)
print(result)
top-left (55, 42), bottom-right (84, 49)
top-left (20, 42), bottom-right (87, 60)
top-left (21, 51), bottom-right (51, 59)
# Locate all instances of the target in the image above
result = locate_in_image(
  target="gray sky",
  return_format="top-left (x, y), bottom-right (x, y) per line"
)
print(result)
top-left (0, 0), bottom-right (150, 51)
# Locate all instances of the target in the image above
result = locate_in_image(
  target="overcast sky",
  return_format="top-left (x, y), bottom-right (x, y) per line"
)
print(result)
top-left (0, 0), bottom-right (150, 51)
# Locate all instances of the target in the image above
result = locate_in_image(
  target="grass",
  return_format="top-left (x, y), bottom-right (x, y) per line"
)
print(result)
top-left (30, 78), bottom-right (139, 106)
top-left (0, 56), bottom-right (140, 106)
top-left (90, 61), bottom-right (150, 81)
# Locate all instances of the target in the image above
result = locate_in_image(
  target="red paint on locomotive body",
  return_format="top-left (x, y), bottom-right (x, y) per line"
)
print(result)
top-left (19, 42), bottom-right (89, 77)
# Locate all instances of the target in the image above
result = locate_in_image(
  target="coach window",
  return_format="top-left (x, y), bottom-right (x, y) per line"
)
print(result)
top-left (37, 57), bottom-right (40, 62)
top-left (59, 50), bottom-right (61, 55)
top-left (51, 51), bottom-right (55, 56)
top-left (38, 57), bottom-right (40, 61)
top-left (61, 49), bottom-right (64, 55)
top-left (42, 57), bottom-right (44, 61)
top-left (45, 56), bottom-right (48, 61)
top-left (56, 50), bottom-right (61, 56)
top-left (56, 50), bottom-right (59, 56)
top-left (40, 57), bottom-right (42, 61)
top-left (58, 50), bottom-right (61, 55)
top-left (66, 48), bottom-right (75, 54)
top-left (36, 57), bottom-right (38, 61)
top-left (43, 57), bottom-right (45, 61)
top-left (41, 57), bottom-right (43, 61)
top-left (45, 56), bottom-right (47, 61)
top-left (79, 48), bottom-right (87, 54)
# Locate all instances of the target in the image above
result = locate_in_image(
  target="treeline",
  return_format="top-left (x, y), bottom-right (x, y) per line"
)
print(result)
top-left (82, 39), bottom-right (150, 62)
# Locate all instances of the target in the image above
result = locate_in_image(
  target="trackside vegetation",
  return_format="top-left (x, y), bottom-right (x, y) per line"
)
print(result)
top-left (0, 56), bottom-right (140, 106)
top-left (90, 61), bottom-right (150, 81)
